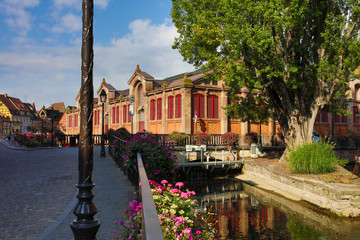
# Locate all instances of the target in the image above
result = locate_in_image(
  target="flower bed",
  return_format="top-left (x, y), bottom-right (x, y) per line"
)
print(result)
top-left (114, 180), bottom-right (216, 239)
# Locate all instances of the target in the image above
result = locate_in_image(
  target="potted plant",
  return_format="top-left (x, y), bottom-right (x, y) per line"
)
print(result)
top-left (221, 132), bottom-right (239, 150)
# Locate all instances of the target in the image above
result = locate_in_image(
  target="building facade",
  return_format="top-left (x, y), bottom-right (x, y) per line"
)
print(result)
top-left (63, 65), bottom-right (360, 145)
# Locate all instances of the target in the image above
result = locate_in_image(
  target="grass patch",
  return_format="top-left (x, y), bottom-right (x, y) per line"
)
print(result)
top-left (286, 142), bottom-right (337, 174)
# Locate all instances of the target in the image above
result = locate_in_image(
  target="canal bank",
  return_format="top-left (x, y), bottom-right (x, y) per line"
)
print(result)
top-left (237, 158), bottom-right (360, 218)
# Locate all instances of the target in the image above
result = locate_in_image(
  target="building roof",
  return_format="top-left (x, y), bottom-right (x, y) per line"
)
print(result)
top-left (0, 94), bottom-right (30, 116)
top-left (49, 102), bottom-right (65, 113)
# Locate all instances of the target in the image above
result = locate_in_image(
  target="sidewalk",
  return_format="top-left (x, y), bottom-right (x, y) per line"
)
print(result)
top-left (39, 148), bottom-right (135, 240)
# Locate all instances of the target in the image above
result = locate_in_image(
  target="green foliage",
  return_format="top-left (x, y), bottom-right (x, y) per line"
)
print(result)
top-left (337, 158), bottom-right (349, 168)
top-left (286, 142), bottom-right (337, 174)
top-left (245, 132), bottom-right (259, 145)
top-left (171, 0), bottom-right (360, 148)
top-left (169, 131), bottom-right (188, 143)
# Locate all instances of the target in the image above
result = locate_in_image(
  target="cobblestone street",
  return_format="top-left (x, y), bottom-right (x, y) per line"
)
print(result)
top-left (0, 142), bottom-right (134, 240)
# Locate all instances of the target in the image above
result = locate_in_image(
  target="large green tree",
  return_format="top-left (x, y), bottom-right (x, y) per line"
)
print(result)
top-left (172, 0), bottom-right (360, 155)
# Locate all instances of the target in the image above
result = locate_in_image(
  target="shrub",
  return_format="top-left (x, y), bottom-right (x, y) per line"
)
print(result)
top-left (193, 132), bottom-right (211, 145)
top-left (352, 136), bottom-right (360, 147)
top-left (286, 142), bottom-right (337, 174)
top-left (221, 132), bottom-right (239, 149)
top-left (169, 132), bottom-right (188, 144)
top-left (120, 131), bottom-right (177, 183)
top-left (245, 132), bottom-right (259, 145)
top-left (334, 135), bottom-right (349, 147)
top-left (114, 180), bottom-right (216, 240)
top-left (337, 158), bottom-right (349, 167)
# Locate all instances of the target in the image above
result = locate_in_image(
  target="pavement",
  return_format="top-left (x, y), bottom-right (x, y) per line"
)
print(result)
top-left (0, 139), bottom-right (134, 240)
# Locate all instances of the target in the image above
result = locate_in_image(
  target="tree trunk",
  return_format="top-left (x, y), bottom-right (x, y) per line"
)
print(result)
top-left (278, 107), bottom-right (319, 162)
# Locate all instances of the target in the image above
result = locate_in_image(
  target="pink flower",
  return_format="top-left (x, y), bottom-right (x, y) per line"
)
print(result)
top-left (187, 191), bottom-right (196, 196)
top-left (180, 192), bottom-right (189, 199)
top-left (171, 188), bottom-right (180, 194)
top-left (145, 163), bottom-right (149, 167)
top-left (156, 189), bottom-right (162, 194)
top-left (175, 182), bottom-right (184, 188)
top-left (196, 230), bottom-right (201, 234)
top-left (161, 180), bottom-right (168, 185)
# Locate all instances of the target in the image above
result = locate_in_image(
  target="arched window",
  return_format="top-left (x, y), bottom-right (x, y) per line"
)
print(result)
top-left (175, 94), bottom-right (181, 118)
top-left (168, 96), bottom-right (174, 119)
top-left (150, 99), bottom-right (156, 120)
top-left (157, 98), bottom-right (162, 120)
top-left (193, 94), bottom-right (205, 118)
top-left (207, 95), bottom-right (219, 118)
top-left (123, 105), bottom-right (127, 123)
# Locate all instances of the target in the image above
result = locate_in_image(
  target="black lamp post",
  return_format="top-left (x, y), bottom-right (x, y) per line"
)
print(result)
top-left (100, 89), bottom-right (106, 157)
top-left (40, 111), bottom-right (45, 146)
top-left (71, 1), bottom-right (100, 239)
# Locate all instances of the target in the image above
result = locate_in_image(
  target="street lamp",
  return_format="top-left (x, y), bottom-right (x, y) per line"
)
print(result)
top-left (40, 111), bottom-right (45, 146)
top-left (100, 89), bottom-right (106, 157)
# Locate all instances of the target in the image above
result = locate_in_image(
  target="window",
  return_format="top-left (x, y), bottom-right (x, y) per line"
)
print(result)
top-left (123, 105), bottom-right (127, 123)
top-left (112, 107), bottom-right (115, 124)
top-left (94, 110), bottom-right (97, 125)
top-left (175, 94), bottom-right (181, 118)
top-left (74, 114), bottom-right (78, 127)
top-left (168, 96), bottom-right (174, 119)
top-left (150, 99), bottom-right (156, 120)
top-left (69, 115), bottom-right (72, 127)
top-left (354, 106), bottom-right (359, 123)
top-left (157, 98), bottom-right (162, 120)
top-left (116, 106), bottom-right (119, 123)
top-left (97, 110), bottom-right (100, 125)
top-left (315, 111), bottom-right (328, 123)
top-left (207, 95), bottom-right (219, 118)
top-left (335, 112), bottom-right (348, 123)
top-left (193, 94), bottom-right (205, 118)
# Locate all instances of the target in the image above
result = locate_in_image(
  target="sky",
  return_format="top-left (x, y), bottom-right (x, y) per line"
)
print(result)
top-left (0, 0), bottom-right (195, 108)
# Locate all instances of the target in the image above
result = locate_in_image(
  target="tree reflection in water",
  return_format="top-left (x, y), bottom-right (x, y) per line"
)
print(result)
top-left (184, 178), bottom-right (360, 240)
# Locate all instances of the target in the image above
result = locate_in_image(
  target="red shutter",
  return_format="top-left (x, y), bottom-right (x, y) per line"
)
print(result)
top-left (175, 94), bottom-right (181, 118)
top-left (98, 110), bottom-right (100, 125)
top-left (157, 98), bottom-right (162, 120)
top-left (128, 104), bottom-right (131, 122)
top-left (150, 100), bottom-right (155, 120)
top-left (207, 96), bottom-right (211, 118)
top-left (199, 94), bottom-right (204, 118)
top-left (214, 96), bottom-right (218, 118)
top-left (123, 105), bottom-right (127, 123)
top-left (112, 107), bottom-right (115, 123)
top-left (116, 106), bottom-right (119, 123)
top-left (168, 96), bottom-right (173, 119)
top-left (69, 115), bottom-right (72, 127)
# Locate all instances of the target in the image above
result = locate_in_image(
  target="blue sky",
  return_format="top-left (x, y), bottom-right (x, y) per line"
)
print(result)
top-left (0, 0), bottom-right (194, 108)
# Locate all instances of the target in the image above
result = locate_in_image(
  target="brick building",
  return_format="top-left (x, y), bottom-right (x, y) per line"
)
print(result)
top-left (63, 65), bottom-right (360, 145)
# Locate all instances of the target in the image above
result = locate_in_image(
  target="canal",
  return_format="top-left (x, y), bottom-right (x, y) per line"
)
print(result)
top-left (184, 178), bottom-right (360, 240)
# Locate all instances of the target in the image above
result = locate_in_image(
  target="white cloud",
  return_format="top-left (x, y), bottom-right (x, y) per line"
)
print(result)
top-left (52, 13), bottom-right (82, 33)
top-left (0, 19), bottom-right (194, 107)
top-left (0, 0), bottom-right (39, 36)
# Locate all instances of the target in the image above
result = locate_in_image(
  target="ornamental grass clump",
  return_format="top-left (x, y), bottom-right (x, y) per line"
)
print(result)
top-left (114, 180), bottom-right (216, 240)
top-left (286, 142), bottom-right (337, 174)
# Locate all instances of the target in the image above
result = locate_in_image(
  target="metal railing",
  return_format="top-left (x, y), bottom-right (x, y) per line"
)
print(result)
top-left (137, 153), bottom-right (164, 240)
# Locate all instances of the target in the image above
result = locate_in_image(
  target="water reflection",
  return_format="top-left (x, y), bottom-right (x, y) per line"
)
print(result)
top-left (184, 178), bottom-right (360, 240)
